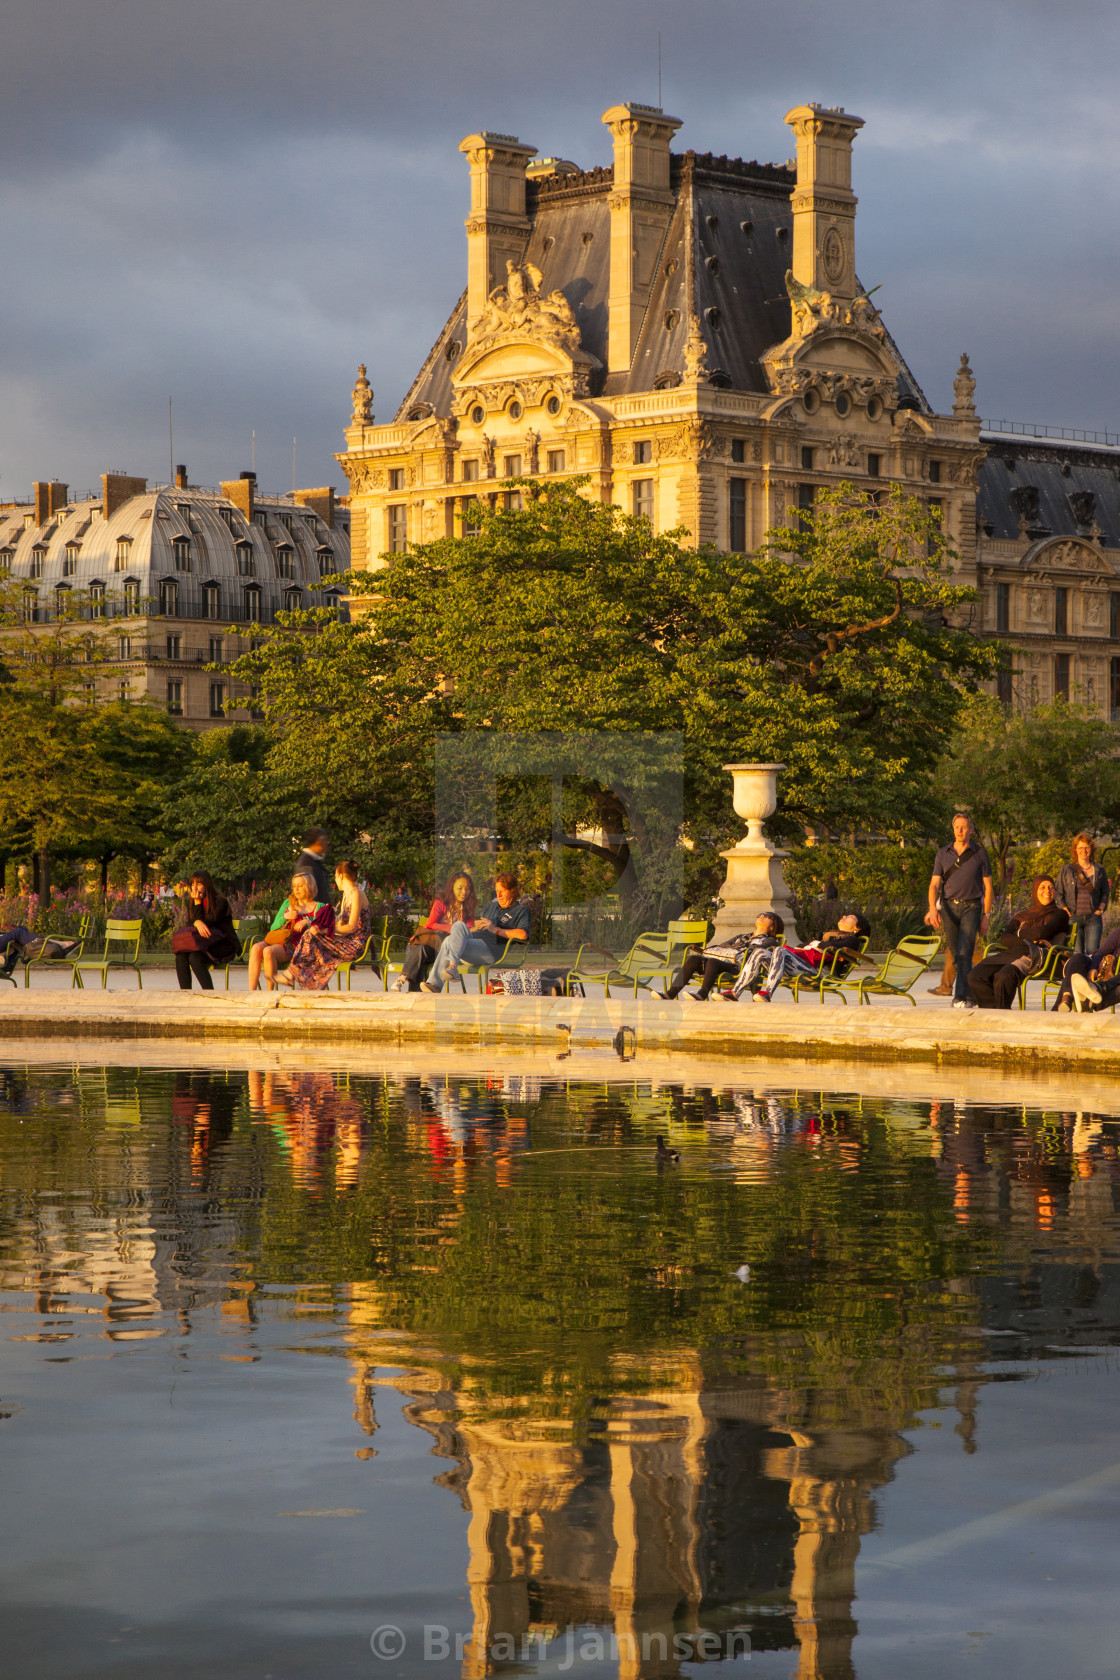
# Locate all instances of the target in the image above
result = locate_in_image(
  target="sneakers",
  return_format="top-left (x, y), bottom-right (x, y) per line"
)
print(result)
top-left (927, 985), bottom-right (953, 996)
top-left (952, 999), bottom-right (977, 1010)
top-left (421, 980), bottom-right (442, 994)
top-left (1071, 973), bottom-right (1102, 1012)
top-left (1057, 998), bottom-right (1072, 1013)
top-left (391, 977), bottom-right (408, 993)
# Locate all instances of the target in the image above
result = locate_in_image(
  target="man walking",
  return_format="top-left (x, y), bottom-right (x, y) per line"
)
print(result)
top-left (925, 814), bottom-right (993, 1009)
top-left (296, 828), bottom-right (331, 904)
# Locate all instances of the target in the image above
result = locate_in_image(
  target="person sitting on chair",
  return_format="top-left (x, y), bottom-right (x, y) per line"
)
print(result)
top-left (660, 914), bottom-right (784, 1002)
top-left (1051, 923), bottom-right (1120, 1013)
top-left (172, 873), bottom-right (240, 991)
top-left (247, 871), bottom-right (333, 991)
top-left (967, 876), bottom-right (1069, 1009)
top-left (727, 912), bottom-right (872, 1002)
top-left (392, 872), bottom-right (477, 992)
top-left (426, 873), bottom-right (531, 992)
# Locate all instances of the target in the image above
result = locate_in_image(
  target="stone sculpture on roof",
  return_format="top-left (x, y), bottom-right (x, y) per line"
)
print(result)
top-left (351, 364), bottom-right (374, 426)
top-left (470, 261), bottom-right (583, 357)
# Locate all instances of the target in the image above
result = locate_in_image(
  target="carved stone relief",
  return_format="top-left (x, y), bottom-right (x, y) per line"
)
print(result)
top-left (1026, 589), bottom-right (1047, 623)
top-left (827, 433), bottom-right (862, 469)
top-left (1084, 593), bottom-right (1106, 629)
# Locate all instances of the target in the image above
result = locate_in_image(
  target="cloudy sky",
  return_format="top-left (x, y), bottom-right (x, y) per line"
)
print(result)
top-left (1, 0), bottom-right (1117, 501)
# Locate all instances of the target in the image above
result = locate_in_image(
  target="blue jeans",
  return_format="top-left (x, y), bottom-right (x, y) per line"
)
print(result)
top-left (943, 899), bottom-right (982, 1003)
top-left (1073, 915), bottom-right (1103, 956)
top-left (430, 921), bottom-right (498, 988)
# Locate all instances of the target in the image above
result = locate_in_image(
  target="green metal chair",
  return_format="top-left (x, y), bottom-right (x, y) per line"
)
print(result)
top-left (827, 932), bottom-right (940, 1006)
top-left (782, 935), bottom-right (871, 1003)
top-left (566, 921), bottom-right (709, 998)
top-left (1029, 928), bottom-right (1077, 1011)
top-left (71, 918), bottom-right (144, 989)
top-left (215, 919), bottom-right (246, 990)
top-left (336, 928), bottom-right (380, 991)
top-left (448, 936), bottom-right (529, 994)
top-left (25, 912), bottom-right (92, 987)
top-left (377, 923), bottom-right (412, 990)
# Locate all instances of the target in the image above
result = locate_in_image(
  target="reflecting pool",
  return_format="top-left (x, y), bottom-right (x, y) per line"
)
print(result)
top-left (1, 1056), bottom-right (1118, 1679)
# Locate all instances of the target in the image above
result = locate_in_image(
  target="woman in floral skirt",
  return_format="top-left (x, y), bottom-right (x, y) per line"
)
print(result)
top-left (281, 860), bottom-right (371, 992)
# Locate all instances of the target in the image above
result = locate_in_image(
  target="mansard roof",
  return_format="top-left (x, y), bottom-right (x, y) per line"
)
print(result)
top-left (977, 435), bottom-right (1120, 548)
top-left (397, 149), bottom-right (929, 419)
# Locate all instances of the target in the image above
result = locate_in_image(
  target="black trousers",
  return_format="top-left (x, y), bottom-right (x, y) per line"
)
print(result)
top-left (175, 950), bottom-right (215, 990)
top-left (1052, 952), bottom-right (1120, 1011)
top-left (399, 941), bottom-right (436, 991)
top-left (967, 954), bottom-right (1024, 1009)
top-left (665, 954), bottom-right (736, 1000)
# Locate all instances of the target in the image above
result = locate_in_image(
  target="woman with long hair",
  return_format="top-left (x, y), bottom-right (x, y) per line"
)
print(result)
top-left (967, 876), bottom-right (1070, 1009)
top-left (1056, 833), bottom-right (1110, 955)
top-left (247, 870), bottom-right (334, 991)
top-left (280, 860), bottom-right (371, 991)
top-left (392, 870), bottom-right (477, 992)
top-left (173, 872), bottom-right (240, 991)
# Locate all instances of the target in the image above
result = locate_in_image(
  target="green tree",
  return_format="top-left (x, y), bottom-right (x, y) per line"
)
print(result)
top-left (934, 692), bottom-right (1120, 892)
top-left (159, 726), bottom-right (307, 887)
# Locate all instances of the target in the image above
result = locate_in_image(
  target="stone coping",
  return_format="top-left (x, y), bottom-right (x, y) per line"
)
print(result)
top-left (0, 989), bottom-right (1118, 1080)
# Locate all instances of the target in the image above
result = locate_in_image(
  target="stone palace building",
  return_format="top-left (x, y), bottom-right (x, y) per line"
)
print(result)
top-left (338, 99), bottom-right (1120, 717)
top-left (0, 469), bottom-right (350, 730)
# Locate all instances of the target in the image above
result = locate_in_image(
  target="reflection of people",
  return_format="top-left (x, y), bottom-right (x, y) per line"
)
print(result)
top-left (427, 873), bottom-right (530, 992)
top-left (248, 871), bottom-right (333, 990)
top-left (1056, 833), bottom-right (1109, 955)
top-left (284, 861), bottom-right (371, 991)
top-left (926, 815), bottom-right (993, 1009)
top-left (173, 872), bottom-right (240, 991)
top-left (967, 877), bottom-right (1069, 1009)
top-left (246, 1067), bottom-right (367, 1187)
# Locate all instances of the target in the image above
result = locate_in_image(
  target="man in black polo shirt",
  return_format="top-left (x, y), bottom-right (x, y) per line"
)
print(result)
top-left (925, 814), bottom-right (993, 1009)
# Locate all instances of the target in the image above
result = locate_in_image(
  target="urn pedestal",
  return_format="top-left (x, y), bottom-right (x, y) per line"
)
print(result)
top-left (712, 762), bottom-right (800, 941)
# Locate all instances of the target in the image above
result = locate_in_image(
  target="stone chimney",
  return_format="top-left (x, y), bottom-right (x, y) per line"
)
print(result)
top-left (221, 471), bottom-right (256, 522)
top-left (601, 102), bottom-right (682, 374)
top-left (174, 464), bottom-right (189, 489)
top-left (291, 486), bottom-right (336, 529)
top-left (33, 481), bottom-right (68, 525)
top-left (458, 131), bottom-right (537, 331)
top-left (784, 103), bottom-right (864, 302)
top-left (102, 473), bottom-right (147, 522)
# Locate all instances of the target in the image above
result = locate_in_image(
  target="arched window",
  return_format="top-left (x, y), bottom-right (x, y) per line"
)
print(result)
top-left (203, 582), bottom-right (221, 621)
top-left (115, 537), bottom-right (132, 573)
top-left (236, 540), bottom-right (255, 577)
top-left (276, 546), bottom-right (294, 579)
top-left (242, 584), bottom-right (261, 623)
top-left (159, 577), bottom-right (179, 617)
top-left (173, 536), bottom-right (191, 572)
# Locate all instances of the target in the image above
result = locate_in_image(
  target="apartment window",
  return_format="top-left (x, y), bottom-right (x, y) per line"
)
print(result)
top-left (204, 583), bottom-right (220, 620)
top-left (166, 680), bottom-right (183, 716)
top-left (63, 546), bottom-right (79, 576)
top-left (29, 549), bottom-right (44, 579)
top-left (388, 505), bottom-right (407, 552)
top-left (219, 506), bottom-right (237, 531)
top-left (176, 502), bottom-right (191, 520)
top-left (462, 459), bottom-right (479, 483)
top-left (173, 536), bottom-right (191, 572)
top-left (731, 439), bottom-right (746, 464)
top-left (1055, 652), bottom-right (1070, 698)
top-left (316, 549), bottom-right (334, 578)
top-left (114, 538), bottom-right (131, 571)
top-left (236, 541), bottom-right (254, 576)
top-left (801, 446), bottom-right (815, 470)
top-left (797, 482), bottom-right (816, 531)
top-left (504, 489), bottom-right (524, 511)
top-left (996, 581), bottom-right (1010, 633)
top-left (729, 478), bottom-right (747, 552)
top-left (118, 680), bottom-right (130, 703)
top-left (1112, 657), bottom-right (1120, 722)
top-left (389, 468), bottom-right (405, 492)
top-left (209, 682), bottom-right (224, 718)
top-left (123, 581), bottom-right (139, 615)
top-left (284, 587), bottom-right (303, 612)
top-left (276, 547), bottom-right (293, 578)
top-left (118, 635), bottom-right (131, 661)
top-left (165, 633), bottom-right (181, 660)
top-left (243, 585), bottom-right (262, 623)
top-left (22, 590), bottom-right (39, 622)
top-left (249, 684), bottom-right (264, 719)
top-left (1055, 586), bottom-right (1068, 637)
top-left (0, 548), bottom-right (11, 574)
top-left (1111, 593), bottom-right (1120, 640)
top-left (867, 453), bottom-right (882, 478)
top-left (278, 512), bottom-right (293, 532)
top-left (503, 454), bottom-right (522, 478)
top-left (89, 581), bottom-right (105, 619)
top-left (253, 511), bottom-right (268, 528)
top-left (461, 498), bottom-right (481, 538)
top-left (209, 636), bottom-right (223, 664)
top-left (997, 667), bottom-right (1012, 707)
top-left (929, 459), bottom-right (942, 484)
top-left (159, 578), bottom-right (179, 617)
top-left (634, 440), bottom-right (652, 465)
top-left (633, 479), bottom-right (654, 522)
top-left (547, 449), bottom-right (566, 473)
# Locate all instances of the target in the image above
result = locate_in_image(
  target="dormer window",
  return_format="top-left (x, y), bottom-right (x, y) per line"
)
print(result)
top-left (115, 537), bottom-right (132, 572)
top-left (253, 511), bottom-right (268, 528)
top-left (278, 512), bottom-right (293, 532)
top-left (236, 541), bottom-right (255, 577)
top-left (173, 536), bottom-right (191, 572)
top-left (219, 506), bottom-right (238, 531)
top-left (316, 548), bottom-right (334, 578)
top-left (29, 548), bottom-right (45, 579)
top-left (63, 544), bottom-right (80, 576)
top-left (159, 578), bottom-right (179, 617)
top-left (243, 584), bottom-right (262, 623)
top-left (89, 581), bottom-right (106, 620)
top-left (0, 548), bottom-right (12, 574)
top-left (204, 582), bottom-right (221, 620)
top-left (123, 581), bottom-right (140, 614)
top-left (276, 546), bottom-right (294, 579)
top-left (284, 586), bottom-right (303, 611)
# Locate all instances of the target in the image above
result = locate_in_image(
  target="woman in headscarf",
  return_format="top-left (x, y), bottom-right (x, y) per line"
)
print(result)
top-left (966, 876), bottom-right (1070, 1009)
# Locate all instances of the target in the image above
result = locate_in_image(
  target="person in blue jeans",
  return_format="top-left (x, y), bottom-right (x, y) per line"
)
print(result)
top-left (425, 873), bottom-right (531, 991)
top-left (926, 814), bottom-right (993, 1009)
top-left (1056, 833), bottom-right (1109, 956)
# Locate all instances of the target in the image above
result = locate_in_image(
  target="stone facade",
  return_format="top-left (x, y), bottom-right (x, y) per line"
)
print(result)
top-left (0, 469), bottom-right (351, 731)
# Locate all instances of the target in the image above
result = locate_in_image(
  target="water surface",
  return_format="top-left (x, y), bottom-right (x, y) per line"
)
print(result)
top-left (1, 1059), bottom-right (1118, 1679)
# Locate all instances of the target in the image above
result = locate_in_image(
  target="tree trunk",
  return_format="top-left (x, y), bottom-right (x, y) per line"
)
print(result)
top-left (39, 845), bottom-right (51, 908)
top-left (100, 854), bottom-right (111, 893)
top-left (31, 854), bottom-right (40, 898)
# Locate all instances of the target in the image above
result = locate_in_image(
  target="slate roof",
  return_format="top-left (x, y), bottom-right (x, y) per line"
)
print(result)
top-left (977, 436), bottom-right (1120, 549)
top-left (397, 150), bottom-right (929, 417)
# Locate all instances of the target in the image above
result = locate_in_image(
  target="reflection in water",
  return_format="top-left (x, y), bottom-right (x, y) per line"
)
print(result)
top-left (1, 1065), bottom-right (1118, 1678)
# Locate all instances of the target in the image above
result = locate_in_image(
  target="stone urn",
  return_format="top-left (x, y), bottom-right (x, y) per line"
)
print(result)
top-left (712, 763), bottom-right (799, 940)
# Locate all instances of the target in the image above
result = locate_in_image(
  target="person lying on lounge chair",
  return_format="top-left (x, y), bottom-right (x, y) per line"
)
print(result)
top-left (660, 915), bottom-right (784, 1002)
top-left (726, 913), bottom-right (872, 1003)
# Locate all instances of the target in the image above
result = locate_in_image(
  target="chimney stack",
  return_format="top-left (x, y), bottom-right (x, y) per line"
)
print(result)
top-left (291, 486), bottom-right (336, 529)
top-left (783, 103), bottom-right (864, 303)
top-left (601, 103), bottom-right (682, 374)
top-left (33, 481), bottom-right (68, 525)
top-left (458, 131), bottom-right (537, 331)
top-left (175, 464), bottom-right (189, 489)
top-left (221, 471), bottom-right (256, 522)
top-left (102, 473), bottom-right (147, 522)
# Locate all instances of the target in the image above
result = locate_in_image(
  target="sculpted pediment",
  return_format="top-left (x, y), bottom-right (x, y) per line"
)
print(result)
top-left (1020, 537), bottom-right (1115, 575)
top-left (761, 270), bottom-right (901, 402)
top-left (455, 261), bottom-right (599, 387)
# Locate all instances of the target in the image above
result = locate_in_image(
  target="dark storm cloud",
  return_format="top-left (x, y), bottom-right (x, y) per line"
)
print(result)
top-left (1, 0), bottom-right (1118, 498)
